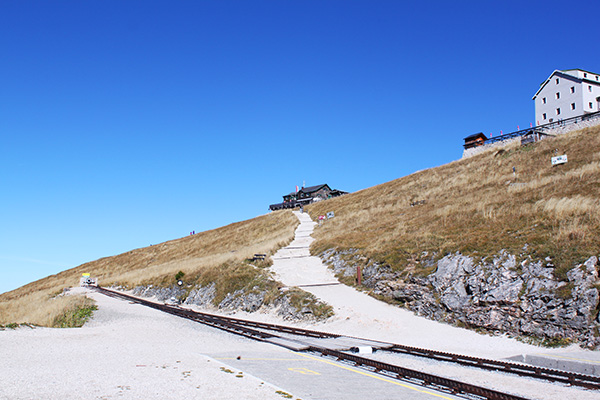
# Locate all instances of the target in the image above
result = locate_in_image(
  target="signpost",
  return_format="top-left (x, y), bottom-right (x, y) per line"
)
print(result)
top-left (552, 154), bottom-right (568, 165)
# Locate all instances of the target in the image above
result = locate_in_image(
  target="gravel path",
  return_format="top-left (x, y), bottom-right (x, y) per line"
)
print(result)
top-left (270, 211), bottom-right (546, 358)
top-left (267, 210), bottom-right (600, 399)
top-left (0, 288), bottom-right (295, 400)
top-left (3, 210), bottom-right (599, 399)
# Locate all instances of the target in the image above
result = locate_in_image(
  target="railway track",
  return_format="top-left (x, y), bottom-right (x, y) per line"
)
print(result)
top-left (93, 286), bottom-right (600, 399)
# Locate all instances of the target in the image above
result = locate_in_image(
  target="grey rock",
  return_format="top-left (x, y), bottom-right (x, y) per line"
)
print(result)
top-left (218, 289), bottom-right (265, 312)
top-left (318, 249), bottom-right (600, 348)
top-left (568, 256), bottom-right (598, 286)
top-left (482, 280), bottom-right (523, 304)
top-left (430, 254), bottom-right (473, 291)
top-left (132, 285), bottom-right (186, 302)
top-left (392, 283), bottom-right (424, 303)
top-left (184, 283), bottom-right (216, 307)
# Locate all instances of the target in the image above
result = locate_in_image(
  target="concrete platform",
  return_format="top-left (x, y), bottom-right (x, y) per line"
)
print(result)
top-left (507, 351), bottom-right (600, 377)
top-left (209, 348), bottom-right (464, 400)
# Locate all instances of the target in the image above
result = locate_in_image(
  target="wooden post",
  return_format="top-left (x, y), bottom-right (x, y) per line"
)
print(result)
top-left (357, 265), bottom-right (362, 286)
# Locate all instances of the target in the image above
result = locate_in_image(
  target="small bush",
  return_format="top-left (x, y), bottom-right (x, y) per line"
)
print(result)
top-left (285, 289), bottom-right (334, 320)
top-left (52, 298), bottom-right (97, 328)
top-left (541, 336), bottom-right (573, 348)
top-left (555, 282), bottom-right (574, 299)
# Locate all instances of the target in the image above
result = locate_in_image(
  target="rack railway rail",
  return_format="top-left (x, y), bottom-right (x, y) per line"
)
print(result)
top-left (93, 286), bottom-right (600, 399)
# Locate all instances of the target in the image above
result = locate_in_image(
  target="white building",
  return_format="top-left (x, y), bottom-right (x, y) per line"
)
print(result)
top-left (532, 69), bottom-right (600, 125)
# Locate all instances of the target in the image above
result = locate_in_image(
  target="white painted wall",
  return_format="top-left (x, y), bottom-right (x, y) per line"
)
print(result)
top-left (533, 70), bottom-right (600, 125)
top-left (582, 82), bottom-right (600, 114)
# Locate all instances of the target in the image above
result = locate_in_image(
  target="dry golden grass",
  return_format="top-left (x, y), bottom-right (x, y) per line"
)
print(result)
top-left (0, 210), bottom-right (299, 326)
top-left (307, 125), bottom-right (600, 279)
top-left (0, 292), bottom-right (94, 328)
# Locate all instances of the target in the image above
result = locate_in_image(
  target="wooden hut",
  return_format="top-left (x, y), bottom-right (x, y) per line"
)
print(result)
top-left (463, 132), bottom-right (488, 149)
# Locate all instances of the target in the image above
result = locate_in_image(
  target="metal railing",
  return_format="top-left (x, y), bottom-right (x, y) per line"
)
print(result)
top-left (483, 111), bottom-right (600, 146)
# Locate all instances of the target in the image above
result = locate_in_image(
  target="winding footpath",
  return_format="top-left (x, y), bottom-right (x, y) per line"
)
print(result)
top-left (270, 211), bottom-right (600, 363)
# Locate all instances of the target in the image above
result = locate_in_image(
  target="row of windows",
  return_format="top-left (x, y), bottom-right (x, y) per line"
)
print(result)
top-left (556, 74), bottom-right (600, 84)
top-left (542, 102), bottom-right (596, 120)
top-left (542, 85), bottom-right (595, 104)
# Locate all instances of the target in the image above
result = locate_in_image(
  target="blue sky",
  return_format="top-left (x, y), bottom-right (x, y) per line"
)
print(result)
top-left (1, 0), bottom-right (599, 294)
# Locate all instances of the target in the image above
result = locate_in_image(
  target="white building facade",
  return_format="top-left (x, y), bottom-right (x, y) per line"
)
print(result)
top-left (533, 69), bottom-right (600, 125)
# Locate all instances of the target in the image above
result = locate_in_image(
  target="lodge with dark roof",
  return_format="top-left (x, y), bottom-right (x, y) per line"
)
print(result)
top-left (269, 184), bottom-right (348, 211)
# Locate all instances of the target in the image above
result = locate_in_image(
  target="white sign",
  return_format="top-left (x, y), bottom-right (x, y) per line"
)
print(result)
top-left (327, 211), bottom-right (335, 219)
top-left (552, 155), bottom-right (568, 165)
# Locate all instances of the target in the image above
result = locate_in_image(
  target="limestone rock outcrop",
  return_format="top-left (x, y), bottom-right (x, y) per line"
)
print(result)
top-left (321, 249), bottom-right (600, 348)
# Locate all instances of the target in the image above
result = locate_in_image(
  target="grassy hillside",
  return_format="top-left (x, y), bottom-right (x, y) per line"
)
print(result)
top-left (0, 210), bottom-right (298, 326)
top-left (307, 125), bottom-right (600, 280)
top-left (4, 125), bottom-right (599, 329)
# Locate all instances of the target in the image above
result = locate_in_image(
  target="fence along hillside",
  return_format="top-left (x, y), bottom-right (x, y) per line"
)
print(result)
top-left (463, 110), bottom-right (600, 158)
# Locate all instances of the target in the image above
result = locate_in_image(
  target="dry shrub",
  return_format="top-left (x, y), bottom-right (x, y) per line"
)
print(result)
top-left (537, 196), bottom-right (600, 219)
top-left (0, 291), bottom-right (93, 327)
top-left (555, 218), bottom-right (590, 243)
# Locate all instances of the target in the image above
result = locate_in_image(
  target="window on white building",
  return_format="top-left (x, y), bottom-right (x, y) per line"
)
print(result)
top-left (556, 78), bottom-right (560, 84)
top-left (556, 108), bottom-right (561, 115)
top-left (590, 102), bottom-right (594, 109)
top-left (584, 73), bottom-right (588, 78)
top-left (542, 97), bottom-right (546, 104)
top-left (570, 86), bottom-right (575, 93)
top-left (571, 103), bottom-right (576, 110)
top-left (556, 92), bottom-right (560, 99)
top-left (542, 113), bottom-right (547, 120)
top-left (589, 85), bottom-right (593, 92)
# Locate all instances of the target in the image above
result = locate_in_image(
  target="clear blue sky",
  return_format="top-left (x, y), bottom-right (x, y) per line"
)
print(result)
top-left (1, 0), bottom-right (599, 294)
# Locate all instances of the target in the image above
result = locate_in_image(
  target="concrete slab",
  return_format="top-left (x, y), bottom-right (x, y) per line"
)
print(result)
top-left (506, 352), bottom-right (600, 377)
top-left (286, 336), bottom-right (392, 351)
top-left (264, 337), bottom-right (310, 351)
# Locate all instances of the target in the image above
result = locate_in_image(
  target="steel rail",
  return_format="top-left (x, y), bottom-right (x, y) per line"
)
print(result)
top-left (192, 292), bottom-right (600, 390)
top-left (307, 346), bottom-right (529, 400)
top-left (95, 286), bottom-right (279, 342)
top-left (93, 287), bottom-right (599, 392)
top-left (184, 298), bottom-right (600, 390)
top-left (96, 286), bottom-right (338, 339)
top-left (94, 286), bottom-right (531, 400)
top-left (383, 344), bottom-right (600, 390)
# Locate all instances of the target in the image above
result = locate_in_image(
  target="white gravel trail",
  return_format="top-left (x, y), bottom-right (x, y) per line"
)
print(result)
top-left (267, 211), bottom-right (600, 400)
top-left (3, 210), bottom-right (599, 400)
top-left (0, 288), bottom-right (294, 400)
top-left (270, 210), bottom-right (544, 358)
